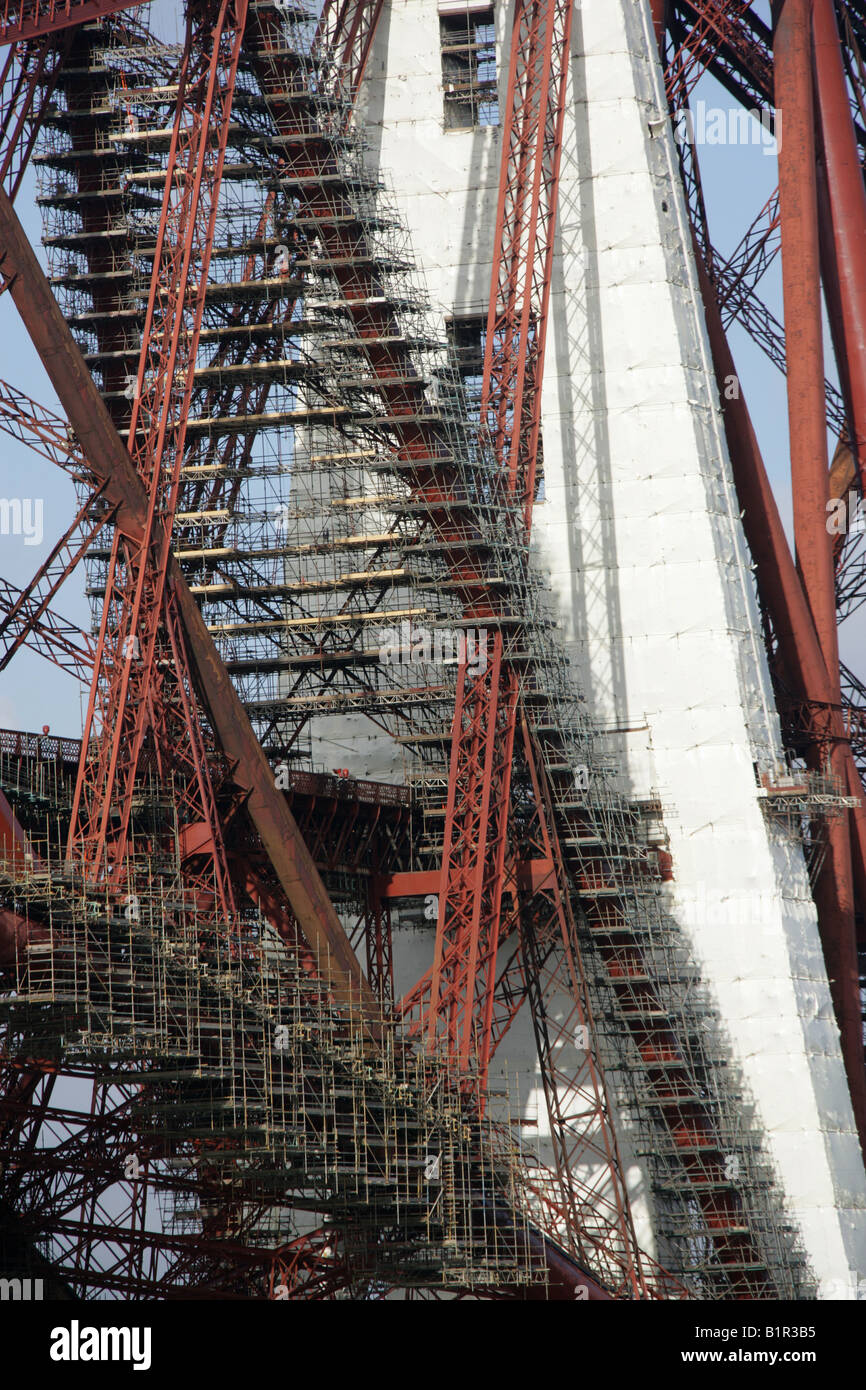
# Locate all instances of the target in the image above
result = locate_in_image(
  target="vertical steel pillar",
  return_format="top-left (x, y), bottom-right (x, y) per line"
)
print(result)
top-left (695, 253), bottom-right (834, 717)
top-left (650, 0), bottom-right (666, 48)
top-left (774, 0), bottom-right (864, 1148)
top-left (812, 0), bottom-right (866, 490)
top-left (774, 6), bottom-right (838, 670)
top-left (365, 875), bottom-right (394, 1007)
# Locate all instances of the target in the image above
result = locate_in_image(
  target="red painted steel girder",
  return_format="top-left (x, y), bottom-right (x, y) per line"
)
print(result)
top-left (813, 0), bottom-right (866, 491)
top-left (696, 257), bottom-right (836, 723)
top-left (0, 377), bottom-right (91, 479)
top-left (428, 634), bottom-right (518, 1069)
top-left (0, 490), bottom-right (106, 676)
top-left (651, 0), bottom-right (666, 45)
top-left (773, 0), bottom-right (862, 1144)
top-left (662, 25), bottom-right (846, 436)
top-left (0, 32), bottom-right (69, 198)
top-left (481, 0), bottom-right (572, 517)
top-left (430, 0), bottom-right (575, 1069)
top-left (0, 587), bottom-right (92, 677)
top-left (773, 0), bottom-right (840, 677)
top-left (667, 0), bottom-right (774, 108)
top-left (0, 2), bottom-right (750, 1301)
top-left (0, 0), bottom-right (147, 46)
top-left (69, 0), bottom-right (249, 920)
top-left (0, 181), bottom-right (377, 1019)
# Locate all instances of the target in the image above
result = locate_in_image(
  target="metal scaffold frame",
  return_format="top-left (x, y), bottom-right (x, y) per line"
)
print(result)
top-left (0, 0), bottom-right (862, 1302)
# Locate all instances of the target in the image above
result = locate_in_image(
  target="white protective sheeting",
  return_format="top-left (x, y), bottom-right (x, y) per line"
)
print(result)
top-left (354, 0), bottom-right (866, 1293)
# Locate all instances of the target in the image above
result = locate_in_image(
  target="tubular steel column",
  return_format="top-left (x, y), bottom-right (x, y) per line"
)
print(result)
top-left (650, 0), bottom-right (667, 48)
top-left (812, 0), bottom-right (866, 488)
top-left (695, 254), bottom-right (835, 726)
top-left (773, 0), bottom-right (865, 1147)
top-left (776, 12), bottom-right (845, 673)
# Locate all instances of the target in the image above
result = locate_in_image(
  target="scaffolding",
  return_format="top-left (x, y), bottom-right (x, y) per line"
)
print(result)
top-left (21, 3), bottom-right (817, 1299)
top-left (0, 790), bottom-right (537, 1294)
top-left (758, 764), bottom-right (861, 887)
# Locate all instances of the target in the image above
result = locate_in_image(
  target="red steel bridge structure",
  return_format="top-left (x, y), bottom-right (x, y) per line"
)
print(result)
top-left (0, 0), bottom-right (862, 1300)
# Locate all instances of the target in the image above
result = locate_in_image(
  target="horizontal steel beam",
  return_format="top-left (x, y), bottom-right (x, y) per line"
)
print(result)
top-left (0, 0), bottom-right (148, 46)
top-left (376, 859), bottom-right (556, 899)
